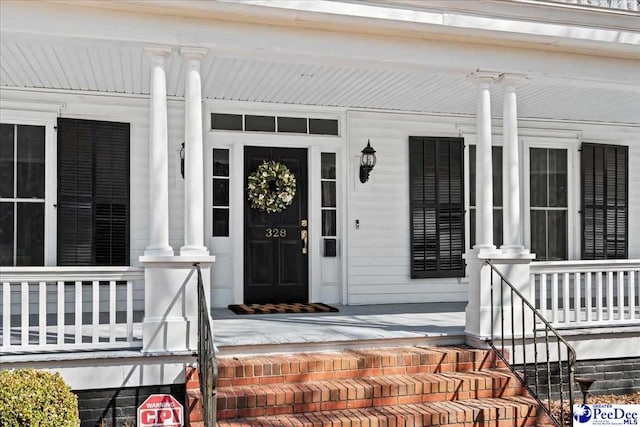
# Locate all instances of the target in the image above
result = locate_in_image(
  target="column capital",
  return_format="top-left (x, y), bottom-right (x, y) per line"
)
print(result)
top-left (467, 70), bottom-right (500, 86)
top-left (180, 46), bottom-right (208, 61)
top-left (499, 73), bottom-right (528, 90)
top-left (144, 45), bottom-right (173, 61)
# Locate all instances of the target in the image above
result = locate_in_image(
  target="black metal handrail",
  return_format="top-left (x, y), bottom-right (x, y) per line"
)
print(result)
top-left (487, 260), bottom-right (576, 427)
top-left (195, 263), bottom-right (218, 427)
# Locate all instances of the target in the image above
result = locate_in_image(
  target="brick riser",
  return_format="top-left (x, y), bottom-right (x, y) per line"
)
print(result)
top-left (186, 346), bottom-right (539, 427)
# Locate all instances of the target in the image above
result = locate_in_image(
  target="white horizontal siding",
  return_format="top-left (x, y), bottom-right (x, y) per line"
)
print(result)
top-left (346, 111), bottom-right (470, 304)
top-left (346, 109), bottom-right (640, 304)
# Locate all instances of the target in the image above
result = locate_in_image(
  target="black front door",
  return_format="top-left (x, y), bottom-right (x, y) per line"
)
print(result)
top-left (244, 147), bottom-right (308, 304)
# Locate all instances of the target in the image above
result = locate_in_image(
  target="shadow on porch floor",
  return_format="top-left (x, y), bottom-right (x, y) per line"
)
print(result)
top-left (212, 302), bottom-right (467, 355)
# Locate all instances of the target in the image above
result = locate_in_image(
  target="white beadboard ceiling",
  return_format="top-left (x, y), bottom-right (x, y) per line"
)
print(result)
top-left (1, 35), bottom-right (639, 124)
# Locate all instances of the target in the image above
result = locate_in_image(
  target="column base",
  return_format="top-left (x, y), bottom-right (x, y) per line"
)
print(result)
top-left (144, 246), bottom-right (174, 256)
top-left (499, 245), bottom-right (529, 255)
top-left (142, 316), bottom-right (195, 353)
top-left (180, 246), bottom-right (209, 256)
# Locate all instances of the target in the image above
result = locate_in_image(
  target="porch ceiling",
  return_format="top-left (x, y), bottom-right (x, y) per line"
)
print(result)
top-left (1, 34), bottom-right (639, 124)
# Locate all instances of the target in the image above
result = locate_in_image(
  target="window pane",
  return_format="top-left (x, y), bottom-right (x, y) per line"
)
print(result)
top-left (321, 153), bottom-right (336, 179)
top-left (531, 210), bottom-right (547, 261)
top-left (493, 208), bottom-right (503, 247)
top-left (548, 210), bottom-right (567, 260)
top-left (213, 149), bottom-right (229, 177)
top-left (16, 202), bottom-right (44, 266)
top-left (469, 207), bottom-right (476, 248)
top-left (530, 148), bottom-right (548, 207)
top-left (309, 119), bottom-right (338, 135)
top-left (211, 113), bottom-right (242, 131)
top-left (245, 115), bottom-right (275, 132)
top-left (548, 149), bottom-right (567, 207)
top-left (213, 178), bottom-right (229, 206)
top-left (0, 202), bottom-right (14, 265)
top-left (0, 124), bottom-right (14, 198)
top-left (493, 147), bottom-right (503, 207)
top-left (321, 181), bottom-right (336, 207)
top-left (469, 208), bottom-right (502, 248)
top-left (469, 146), bottom-right (476, 206)
top-left (17, 125), bottom-right (45, 199)
top-left (213, 208), bottom-right (229, 237)
top-left (322, 210), bottom-right (336, 236)
top-left (277, 117), bottom-right (307, 133)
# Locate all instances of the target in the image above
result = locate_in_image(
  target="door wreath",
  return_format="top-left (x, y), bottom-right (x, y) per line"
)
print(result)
top-left (247, 160), bottom-right (297, 213)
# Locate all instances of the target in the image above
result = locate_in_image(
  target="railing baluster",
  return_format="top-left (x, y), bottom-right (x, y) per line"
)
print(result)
top-left (563, 273), bottom-right (570, 326)
top-left (127, 280), bottom-right (134, 342)
top-left (574, 272), bottom-right (581, 323)
top-left (586, 272), bottom-right (593, 323)
top-left (596, 272), bottom-right (604, 321)
top-left (109, 280), bottom-right (116, 342)
top-left (92, 280), bottom-right (100, 343)
top-left (557, 338), bottom-right (565, 424)
top-left (38, 281), bottom-right (47, 345)
top-left (511, 287), bottom-right (516, 368)
top-left (617, 271), bottom-right (625, 321)
top-left (57, 281), bottom-right (64, 345)
top-left (500, 271), bottom-right (505, 356)
top-left (607, 271), bottom-right (614, 321)
top-left (522, 299), bottom-right (526, 383)
top-left (545, 327), bottom-right (552, 405)
top-left (540, 273), bottom-right (547, 315)
top-left (21, 281), bottom-right (29, 346)
top-left (3, 282), bottom-right (11, 348)
top-left (630, 271), bottom-right (636, 320)
top-left (75, 281), bottom-right (82, 344)
top-left (551, 273), bottom-right (559, 324)
top-left (533, 310), bottom-right (539, 396)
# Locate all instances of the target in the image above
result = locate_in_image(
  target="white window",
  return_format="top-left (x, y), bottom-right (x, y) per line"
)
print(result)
top-left (0, 110), bottom-right (57, 266)
top-left (523, 138), bottom-right (578, 261)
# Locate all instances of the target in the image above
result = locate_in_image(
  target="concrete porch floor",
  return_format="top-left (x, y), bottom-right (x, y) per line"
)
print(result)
top-left (212, 302), bottom-right (467, 355)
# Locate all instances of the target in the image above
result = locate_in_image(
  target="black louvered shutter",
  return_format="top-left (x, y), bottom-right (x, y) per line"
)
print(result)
top-left (57, 118), bottom-right (130, 266)
top-left (581, 143), bottom-right (627, 260)
top-left (409, 137), bottom-right (465, 278)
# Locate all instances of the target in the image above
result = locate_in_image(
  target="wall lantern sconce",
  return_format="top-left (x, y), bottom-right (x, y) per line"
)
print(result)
top-left (359, 139), bottom-right (377, 183)
top-left (179, 142), bottom-right (185, 179)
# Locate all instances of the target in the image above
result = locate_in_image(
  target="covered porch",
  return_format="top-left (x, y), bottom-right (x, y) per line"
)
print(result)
top-left (1, 0), bottom-right (640, 388)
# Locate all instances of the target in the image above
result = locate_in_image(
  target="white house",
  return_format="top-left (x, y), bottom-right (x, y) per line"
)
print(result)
top-left (1, 0), bottom-right (639, 425)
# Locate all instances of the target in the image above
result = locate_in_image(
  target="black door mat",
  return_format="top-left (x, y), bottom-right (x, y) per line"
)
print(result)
top-left (227, 303), bottom-right (339, 315)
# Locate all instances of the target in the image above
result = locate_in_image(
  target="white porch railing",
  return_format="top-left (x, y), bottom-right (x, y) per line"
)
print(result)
top-left (1, 267), bottom-right (144, 354)
top-left (531, 260), bottom-right (640, 329)
top-left (548, 0), bottom-right (639, 11)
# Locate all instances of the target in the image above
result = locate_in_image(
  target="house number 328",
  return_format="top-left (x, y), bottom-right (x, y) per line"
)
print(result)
top-left (265, 228), bottom-right (287, 238)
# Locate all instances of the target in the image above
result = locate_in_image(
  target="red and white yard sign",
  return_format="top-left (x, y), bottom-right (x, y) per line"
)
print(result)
top-left (138, 394), bottom-right (184, 427)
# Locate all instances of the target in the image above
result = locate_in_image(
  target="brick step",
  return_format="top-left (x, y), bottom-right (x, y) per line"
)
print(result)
top-left (217, 371), bottom-right (526, 420)
top-left (216, 396), bottom-right (539, 427)
top-left (218, 347), bottom-right (503, 387)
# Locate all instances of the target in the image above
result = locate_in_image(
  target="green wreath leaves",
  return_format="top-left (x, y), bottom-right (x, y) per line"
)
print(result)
top-left (247, 160), bottom-right (297, 213)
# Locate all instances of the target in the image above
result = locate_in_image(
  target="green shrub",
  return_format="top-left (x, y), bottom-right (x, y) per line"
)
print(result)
top-left (0, 369), bottom-right (80, 427)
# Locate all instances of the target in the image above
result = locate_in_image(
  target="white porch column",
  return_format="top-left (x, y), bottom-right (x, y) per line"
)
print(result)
top-left (473, 73), bottom-right (496, 249)
top-left (465, 72), bottom-right (500, 343)
top-left (144, 46), bottom-right (173, 256)
top-left (180, 47), bottom-right (209, 256)
top-left (500, 74), bottom-right (526, 252)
